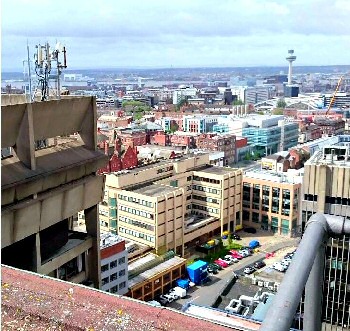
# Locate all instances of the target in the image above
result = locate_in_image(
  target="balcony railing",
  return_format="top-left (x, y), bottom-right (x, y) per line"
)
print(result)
top-left (260, 213), bottom-right (350, 331)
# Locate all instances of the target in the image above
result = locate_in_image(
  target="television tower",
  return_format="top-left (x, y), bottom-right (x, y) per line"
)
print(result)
top-left (286, 49), bottom-right (296, 85)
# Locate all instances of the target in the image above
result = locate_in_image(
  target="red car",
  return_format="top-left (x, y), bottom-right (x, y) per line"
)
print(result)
top-left (230, 250), bottom-right (243, 259)
top-left (214, 259), bottom-right (228, 268)
top-left (265, 252), bottom-right (275, 259)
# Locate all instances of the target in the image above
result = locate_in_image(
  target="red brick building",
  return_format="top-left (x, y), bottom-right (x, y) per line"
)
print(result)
top-left (98, 140), bottom-right (138, 174)
top-left (151, 131), bottom-right (170, 146)
top-left (195, 133), bottom-right (236, 165)
top-left (170, 133), bottom-right (196, 147)
top-left (118, 129), bottom-right (147, 149)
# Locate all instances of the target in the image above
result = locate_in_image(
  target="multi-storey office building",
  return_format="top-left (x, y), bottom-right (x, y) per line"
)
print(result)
top-left (102, 153), bottom-right (242, 256)
top-left (242, 169), bottom-right (302, 237)
top-left (100, 233), bottom-right (128, 295)
top-left (301, 142), bottom-right (350, 327)
top-left (183, 115), bottom-right (219, 133)
top-left (1, 95), bottom-right (108, 289)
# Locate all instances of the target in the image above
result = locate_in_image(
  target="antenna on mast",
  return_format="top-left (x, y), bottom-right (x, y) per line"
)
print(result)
top-left (32, 41), bottom-right (68, 101)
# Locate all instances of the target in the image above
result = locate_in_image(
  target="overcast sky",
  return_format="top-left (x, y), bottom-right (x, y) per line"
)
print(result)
top-left (2, 0), bottom-right (350, 71)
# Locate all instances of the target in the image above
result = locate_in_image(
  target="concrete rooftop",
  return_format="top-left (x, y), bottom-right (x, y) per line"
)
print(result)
top-left (1, 265), bottom-right (238, 331)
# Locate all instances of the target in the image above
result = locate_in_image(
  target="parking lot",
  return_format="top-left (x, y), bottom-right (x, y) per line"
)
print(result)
top-left (164, 234), bottom-right (299, 311)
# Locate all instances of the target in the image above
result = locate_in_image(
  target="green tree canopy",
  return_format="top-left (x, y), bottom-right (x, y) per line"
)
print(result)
top-left (233, 99), bottom-right (245, 106)
top-left (276, 98), bottom-right (287, 109)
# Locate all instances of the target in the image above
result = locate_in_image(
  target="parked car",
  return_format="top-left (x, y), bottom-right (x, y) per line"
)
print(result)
top-left (272, 262), bottom-right (287, 272)
top-left (210, 263), bottom-right (223, 271)
top-left (168, 287), bottom-right (187, 298)
top-left (284, 252), bottom-right (294, 259)
top-left (214, 259), bottom-right (228, 268)
top-left (239, 249), bottom-right (252, 257)
top-left (157, 295), bottom-right (169, 305)
top-left (220, 257), bottom-right (234, 265)
top-left (167, 292), bottom-right (179, 300)
top-left (148, 300), bottom-right (162, 307)
top-left (243, 266), bottom-right (256, 274)
top-left (224, 255), bottom-right (238, 263)
top-left (162, 294), bottom-right (175, 303)
top-left (232, 233), bottom-right (241, 240)
top-left (265, 252), bottom-right (275, 259)
top-left (230, 250), bottom-right (243, 259)
top-left (281, 259), bottom-right (291, 267)
top-left (249, 240), bottom-right (260, 249)
top-left (207, 266), bottom-right (219, 274)
top-left (244, 227), bottom-right (257, 234)
top-left (254, 261), bottom-right (266, 269)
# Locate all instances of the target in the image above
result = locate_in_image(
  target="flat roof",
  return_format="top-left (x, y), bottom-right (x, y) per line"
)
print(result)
top-left (196, 166), bottom-right (238, 175)
top-left (244, 168), bottom-right (303, 184)
top-left (133, 183), bottom-right (179, 197)
top-left (128, 256), bottom-right (186, 288)
top-left (2, 265), bottom-right (234, 331)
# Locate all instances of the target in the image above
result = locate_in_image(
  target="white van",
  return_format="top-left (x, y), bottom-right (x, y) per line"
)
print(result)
top-left (169, 287), bottom-right (187, 298)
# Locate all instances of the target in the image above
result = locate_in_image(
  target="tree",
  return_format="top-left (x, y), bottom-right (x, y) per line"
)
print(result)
top-left (176, 97), bottom-right (188, 111)
top-left (276, 98), bottom-right (287, 109)
top-left (233, 99), bottom-right (245, 106)
top-left (169, 122), bottom-right (179, 133)
top-left (272, 108), bottom-right (284, 115)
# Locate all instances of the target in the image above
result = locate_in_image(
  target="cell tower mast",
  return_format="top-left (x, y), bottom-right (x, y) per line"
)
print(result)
top-left (32, 42), bottom-right (67, 101)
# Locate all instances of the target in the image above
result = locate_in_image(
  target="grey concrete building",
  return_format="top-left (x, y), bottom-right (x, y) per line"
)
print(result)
top-left (301, 140), bottom-right (350, 327)
top-left (1, 95), bottom-right (108, 289)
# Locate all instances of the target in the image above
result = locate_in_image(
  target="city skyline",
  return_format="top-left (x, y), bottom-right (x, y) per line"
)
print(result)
top-left (2, 0), bottom-right (350, 71)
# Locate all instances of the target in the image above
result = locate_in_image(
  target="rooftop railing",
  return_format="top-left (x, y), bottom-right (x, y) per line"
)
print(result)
top-left (260, 213), bottom-right (350, 331)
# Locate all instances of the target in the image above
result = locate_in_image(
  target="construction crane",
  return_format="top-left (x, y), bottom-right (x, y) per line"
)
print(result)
top-left (326, 75), bottom-right (343, 115)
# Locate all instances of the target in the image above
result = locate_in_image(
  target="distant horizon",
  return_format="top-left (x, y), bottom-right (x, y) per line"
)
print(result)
top-left (2, 63), bottom-right (350, 75)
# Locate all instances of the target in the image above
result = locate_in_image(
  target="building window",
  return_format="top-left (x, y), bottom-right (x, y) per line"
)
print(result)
top-left (119, 269), bottom-right (126, 277)
top-left (110, 285), bottom-right (118, 293)
top-left (271, 217), bottom-right (279, 233)
top-left (119, 257), bottom-right (125, 265)
top-left (170, 180), bottom-right (178, 188)
top-left (281, 219), bottom-right (289, 235)
top-left (119, 281), bottom-right (126, 289)
top-left (110, 272), bottom-right (118, 281)
top-left (101, 264), bottom-right (109, 273)
top-left (252, 212), bottom-right (259, 223)
top-left (110, 260), bottom-right (118, 269)
top-left (109, 197), bottom-right (117, 207)
top-left (102, 277), bottom-right (109, 286)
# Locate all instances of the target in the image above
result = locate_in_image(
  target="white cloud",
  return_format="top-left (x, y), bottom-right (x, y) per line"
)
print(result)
top-left (1, 0), bottom-right (349, 70)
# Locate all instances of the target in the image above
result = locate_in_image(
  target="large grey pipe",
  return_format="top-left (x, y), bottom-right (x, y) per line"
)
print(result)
top-left (259, 213), bottom-right (350, 331)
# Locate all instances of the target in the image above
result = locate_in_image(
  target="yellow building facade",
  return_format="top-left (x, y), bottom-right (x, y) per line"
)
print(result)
top-left (102, 154), bottom-right (242, 256)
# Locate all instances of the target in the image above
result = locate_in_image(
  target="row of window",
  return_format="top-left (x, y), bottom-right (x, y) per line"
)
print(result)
top-left (109, 281), bottom-right (126, 293)
top-left (192, 194), bottom-right (219, 204)
top-left (100, 220), bottom-right (109, 228)
top-left (103, 280), bottom-right (127, 291)
top-left (101, 267), bottom-right (126, 280)
top-left (99, 209), bottom-right (109, 217)
top-left (157, 165), bottom-right (173, 174)
top-left (118, 194), bottom-right (154, 208)
top-left (101, 258), bottom-right (126, 273)
top-left (192, 184), bottom-right (221, 195)
top-left (119, 226), bottom-right (155, 243)
top-left (192, 176), bottom-right (220, 184)
top-left (119, 205), bottom-right (154, 219)
top-left (119, 215), bottom-right (155, 232)
top-left (192, 204), bottom-right (219, 214)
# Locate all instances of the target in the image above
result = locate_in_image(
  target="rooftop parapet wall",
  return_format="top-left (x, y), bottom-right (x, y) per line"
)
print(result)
top-left (1, 96), bottom-right (108, 206)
